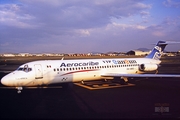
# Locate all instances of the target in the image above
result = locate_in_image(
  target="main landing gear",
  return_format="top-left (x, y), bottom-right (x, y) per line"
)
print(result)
top-left (81, 80), bottom-right (84, 84)
top-left (119, 77), bottom-right (129, 85)
top-left (155, 70), bottom-right (158, 74)
top-left (16, 87), bottom-right (23, 94)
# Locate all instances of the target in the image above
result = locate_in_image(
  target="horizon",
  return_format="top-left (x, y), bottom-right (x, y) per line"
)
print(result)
top-left (0, 48), bottom-right (179, 55)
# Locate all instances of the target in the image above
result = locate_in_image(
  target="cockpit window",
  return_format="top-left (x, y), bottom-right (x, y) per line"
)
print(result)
top-left (17, 65), bottom-right (32, 72)
top-left (17, 67), bottom-right (24, 71)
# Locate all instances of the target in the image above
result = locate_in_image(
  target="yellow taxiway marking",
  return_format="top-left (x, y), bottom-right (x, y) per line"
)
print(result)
top-left (74, 82), bottom-right (135, 90)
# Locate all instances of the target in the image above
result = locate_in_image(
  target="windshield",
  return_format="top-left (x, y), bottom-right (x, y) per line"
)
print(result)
top-left (17, 65), bottom-right (32, 72)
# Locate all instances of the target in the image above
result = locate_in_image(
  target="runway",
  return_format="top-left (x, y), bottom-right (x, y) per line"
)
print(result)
top-left (0, 56), bottom-right (180, 119)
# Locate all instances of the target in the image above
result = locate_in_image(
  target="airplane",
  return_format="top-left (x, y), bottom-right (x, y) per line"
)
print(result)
top-left (1, 41), bottom-right (180, 93)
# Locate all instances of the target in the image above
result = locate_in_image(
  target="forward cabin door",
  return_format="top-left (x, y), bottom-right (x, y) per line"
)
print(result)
top-left (34, 64), bottom-right (43, 79)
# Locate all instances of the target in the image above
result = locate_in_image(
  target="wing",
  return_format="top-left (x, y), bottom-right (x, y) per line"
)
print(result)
top-left (101, 73), bottom-right (180, 78)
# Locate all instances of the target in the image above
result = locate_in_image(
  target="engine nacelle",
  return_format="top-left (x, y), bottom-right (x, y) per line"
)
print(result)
top-left (139, 63), bottom-right (158, 72)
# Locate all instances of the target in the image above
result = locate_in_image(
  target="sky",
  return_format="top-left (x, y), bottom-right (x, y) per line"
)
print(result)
top-left (0, 0), bottom-right (180, 54)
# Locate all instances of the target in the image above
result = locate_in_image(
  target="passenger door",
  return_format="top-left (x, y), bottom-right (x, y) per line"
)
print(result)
top-left (34, 64), bottom-right (43, 79)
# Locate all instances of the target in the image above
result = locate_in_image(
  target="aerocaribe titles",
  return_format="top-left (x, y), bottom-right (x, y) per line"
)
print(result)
top-left (60, 61), bottom-right (99, 67)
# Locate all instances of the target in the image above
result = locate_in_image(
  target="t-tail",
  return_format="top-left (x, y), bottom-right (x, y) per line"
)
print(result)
top-left (146, 41), bottom-right (168, 60)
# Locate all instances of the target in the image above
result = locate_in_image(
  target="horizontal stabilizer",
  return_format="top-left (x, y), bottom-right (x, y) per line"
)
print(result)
top-left (159, 41), bottom-right (180, 44)
top-left (146, 41), bottom-right (180, 60)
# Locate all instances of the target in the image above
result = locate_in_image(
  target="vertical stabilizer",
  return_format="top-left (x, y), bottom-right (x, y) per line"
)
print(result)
top-left (146, 41), bottom-right (167, 60)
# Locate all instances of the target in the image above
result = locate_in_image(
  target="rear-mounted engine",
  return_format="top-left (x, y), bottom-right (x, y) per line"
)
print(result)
top-left (139, 63), bottom-right (158, 71)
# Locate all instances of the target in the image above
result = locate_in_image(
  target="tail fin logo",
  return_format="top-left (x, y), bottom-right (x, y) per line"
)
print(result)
top-left (146, 41), bottom-right (180, 60)
top-left (153, 51), bottom-right (162, 60)
top-left (154, 46), bottom-right (162, 52)
top-left (153, 46), bottom-right (163, 60)
top-left (146, 41), bottom-right (166, 60)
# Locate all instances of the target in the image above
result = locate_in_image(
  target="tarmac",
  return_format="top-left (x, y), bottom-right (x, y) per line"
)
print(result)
top-left (0, 56), bottom-right (180, 119)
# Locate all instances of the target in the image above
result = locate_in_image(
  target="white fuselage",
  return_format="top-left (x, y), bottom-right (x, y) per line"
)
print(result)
top-left (1, 58), bottom-right (160, 87)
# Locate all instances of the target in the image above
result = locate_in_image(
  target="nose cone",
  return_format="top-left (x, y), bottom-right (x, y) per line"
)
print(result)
top-left (1, 75), bottom-right (9, 86)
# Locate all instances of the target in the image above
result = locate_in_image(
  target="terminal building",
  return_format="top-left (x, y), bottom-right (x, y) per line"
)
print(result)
top-left (126, 50), bottom-right (151, 56)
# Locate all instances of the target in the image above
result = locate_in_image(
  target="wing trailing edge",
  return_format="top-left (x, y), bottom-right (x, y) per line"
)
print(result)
top-left (101, 73), bottom-right (180, 78)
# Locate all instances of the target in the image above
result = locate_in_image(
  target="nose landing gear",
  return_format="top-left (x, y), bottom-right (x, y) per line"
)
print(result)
top-left (16, 87), bottom-right (23, 94)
